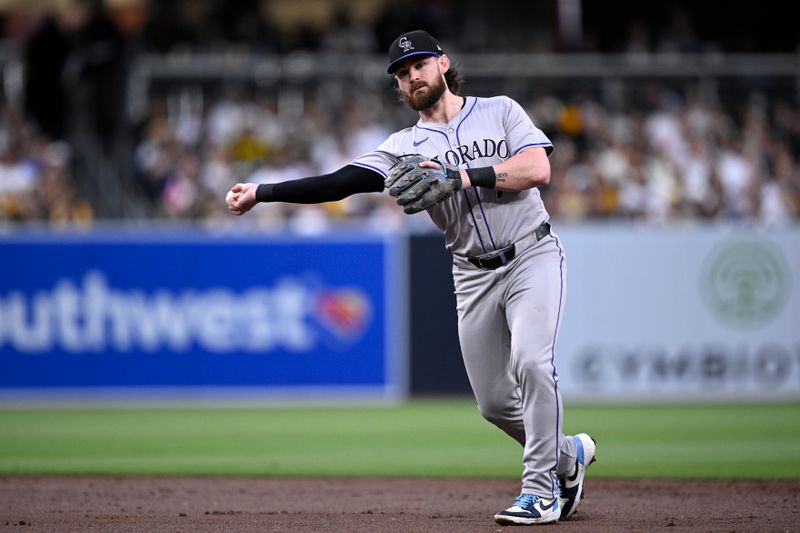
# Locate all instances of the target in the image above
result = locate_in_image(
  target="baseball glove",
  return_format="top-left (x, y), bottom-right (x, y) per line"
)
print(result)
top-left (385, 154), bottom-right (462, 214)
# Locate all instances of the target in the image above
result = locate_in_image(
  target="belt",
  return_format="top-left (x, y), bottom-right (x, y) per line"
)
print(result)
top-left (467, 222), bottom-right (551, 270)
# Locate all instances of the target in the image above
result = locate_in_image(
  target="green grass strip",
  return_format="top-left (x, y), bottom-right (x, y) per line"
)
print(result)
top-left (0, 399), bottom-right (797, 479)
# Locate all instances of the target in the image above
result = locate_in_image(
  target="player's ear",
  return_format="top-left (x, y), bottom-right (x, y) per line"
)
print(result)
top-left (438, 54), bottom-right (450, 72)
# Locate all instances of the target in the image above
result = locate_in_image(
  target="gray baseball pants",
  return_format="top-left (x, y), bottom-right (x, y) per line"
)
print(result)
top-left (452, 231), bottom-right (578, 499)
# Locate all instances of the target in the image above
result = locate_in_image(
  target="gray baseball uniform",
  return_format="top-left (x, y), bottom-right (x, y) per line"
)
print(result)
top-left (352, 95), bottom-right (579, 499)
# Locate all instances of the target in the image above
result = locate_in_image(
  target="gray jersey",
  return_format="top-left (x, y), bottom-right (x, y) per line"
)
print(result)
top-left (355, 94), bottom-right (583, 501)
top-left (352, 95), bottom-right (553, 257)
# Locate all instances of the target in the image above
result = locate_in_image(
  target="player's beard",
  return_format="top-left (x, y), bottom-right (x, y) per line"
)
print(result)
top-left (401, 75), bottom-right (447, 111)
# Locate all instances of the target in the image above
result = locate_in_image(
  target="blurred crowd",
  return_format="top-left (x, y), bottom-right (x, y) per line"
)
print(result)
top-left (1, 0), bottom-right (799, 228)
top-left (3, 81), bottom-right (800, 229)
top-left (539, 88), bottom-right (800, 224)
top-left (0, 105), bottom-right (93, 226)
top-left (131, 90), bottom-right (409, 231)
top-left (126, 83), bottom-right (800, 230)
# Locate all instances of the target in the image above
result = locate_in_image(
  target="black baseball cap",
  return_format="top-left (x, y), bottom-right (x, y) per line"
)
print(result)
top-left (387, 30), bottom-right (443, 74)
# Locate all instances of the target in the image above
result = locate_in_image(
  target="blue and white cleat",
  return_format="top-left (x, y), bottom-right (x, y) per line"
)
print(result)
top-left (558, 433), bottom-right (597, 519)
top-left (494, 493), bottom-right (561, 525)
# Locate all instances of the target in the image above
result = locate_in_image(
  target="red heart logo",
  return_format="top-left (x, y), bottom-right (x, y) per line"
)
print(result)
top-left (316, 289), bottom-right (371, 339)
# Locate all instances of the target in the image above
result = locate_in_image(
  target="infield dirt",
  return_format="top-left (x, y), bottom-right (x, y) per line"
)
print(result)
top-left (1, 477), bottom-right (798, 532)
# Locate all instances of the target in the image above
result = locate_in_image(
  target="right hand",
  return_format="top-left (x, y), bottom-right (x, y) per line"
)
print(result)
top-left (226, 183), bottom-right (257, 216)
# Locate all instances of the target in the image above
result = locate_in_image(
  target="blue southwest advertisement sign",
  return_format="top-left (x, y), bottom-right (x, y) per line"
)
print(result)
top-left (0, 229), bottom-right (406, 401)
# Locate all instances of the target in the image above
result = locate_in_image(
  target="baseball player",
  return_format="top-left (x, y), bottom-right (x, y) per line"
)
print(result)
top-left (227, 30), bottom-right (596, 525)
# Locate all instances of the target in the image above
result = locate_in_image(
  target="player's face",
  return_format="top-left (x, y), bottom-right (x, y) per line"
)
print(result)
top-left (394, 56), bottom-right (447, 111)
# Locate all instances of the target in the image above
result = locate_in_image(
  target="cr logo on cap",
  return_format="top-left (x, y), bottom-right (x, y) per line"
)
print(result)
top-left (398, 36), bottom-right (414, 52)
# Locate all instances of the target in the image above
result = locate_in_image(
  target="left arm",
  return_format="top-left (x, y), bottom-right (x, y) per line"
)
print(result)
top-left (419, 146), bottom-right (551, 191)
top-left (473, 147), bottom-right (550, 191)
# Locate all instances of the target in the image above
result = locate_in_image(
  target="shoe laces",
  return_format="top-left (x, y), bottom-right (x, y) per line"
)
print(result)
top-left (513, 493), bottom-right (540, 508)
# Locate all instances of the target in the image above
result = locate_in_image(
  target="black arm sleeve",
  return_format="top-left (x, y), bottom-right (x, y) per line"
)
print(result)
top-left (255, 164), bottom-right (384, 204)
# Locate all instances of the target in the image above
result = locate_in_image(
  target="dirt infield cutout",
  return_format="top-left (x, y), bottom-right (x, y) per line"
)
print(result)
top-left (1, 477), bottom-right (798, 532)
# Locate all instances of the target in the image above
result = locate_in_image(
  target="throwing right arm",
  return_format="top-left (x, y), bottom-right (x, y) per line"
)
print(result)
top-left (226, 164), bottom-right (384, 216)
